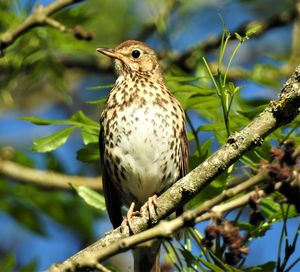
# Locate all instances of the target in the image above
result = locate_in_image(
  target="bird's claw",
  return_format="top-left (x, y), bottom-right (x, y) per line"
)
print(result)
top-left (121, 202), bottom-right (141, 228)
top-left (141, 194), bottom-right (159, 222)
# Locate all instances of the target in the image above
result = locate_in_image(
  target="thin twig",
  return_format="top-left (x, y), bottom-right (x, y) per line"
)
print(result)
top-left (0, 0), bottom-right (85, 55)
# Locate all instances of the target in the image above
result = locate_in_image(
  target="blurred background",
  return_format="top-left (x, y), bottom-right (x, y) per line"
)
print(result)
top-left (0, 0), bottom-right (299, 271)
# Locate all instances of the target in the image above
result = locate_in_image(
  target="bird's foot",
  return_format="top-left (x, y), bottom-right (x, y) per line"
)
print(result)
top-left (121, 202), bottom-right (141, 227)
top-left (141, 194), bottom-right (159, 222)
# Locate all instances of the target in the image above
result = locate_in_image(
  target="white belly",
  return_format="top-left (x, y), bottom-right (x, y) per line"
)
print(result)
top-left (109, 105), bottom-right (179, 206)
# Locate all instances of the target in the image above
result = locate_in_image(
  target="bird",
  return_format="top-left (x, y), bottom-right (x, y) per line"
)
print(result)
top-left (97, 40), bottom-right (188, 272)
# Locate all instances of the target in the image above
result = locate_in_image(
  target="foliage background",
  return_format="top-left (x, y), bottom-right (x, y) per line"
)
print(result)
top-left (0, 0), bottom-right (299, 271)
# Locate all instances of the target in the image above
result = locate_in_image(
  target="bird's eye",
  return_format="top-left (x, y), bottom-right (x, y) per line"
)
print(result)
top-left (131, 50), bottom-right (141, 59)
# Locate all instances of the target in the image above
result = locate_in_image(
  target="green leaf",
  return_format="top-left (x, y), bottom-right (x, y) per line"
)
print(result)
top-left (173, 91), bottom-right (195, 109)
top-left (235, 32), bottom-right (244, 42)
top-left (198, 122), bottom-right (225, 132)
top-left (235, 221), bottom-right (255, 231)
top-left (20, 116), bottom-right (69, 126)
top-left (238, 105), bottom-right (266, 120)
top-left (81, 127), bottom-right (99, 145)
top-left (260, 198), bottom-right (298, 221)
top-left (188, 177), bottom-right (227, 208)
top-left (179, 248), bottom-right (200, 269)
top-left (70, 111), bottom-right (99, 127)
top-left (199, 137), bottom-right (213, 161)
top-left (245, 261), bottom-right (276, 272)
top-left (0, 253), bottom-right (16, 272)
top-left (73, 185), bottom-right (105, 211)
top-left (87, 84), bottom-right (114, 90)
top-left (246, 23), bottom-right (262, 37)
top-left (236, 221), bottom-right (271, 238)
top-left (166, 76), bottom-right (200, 83)
top-left (77, 143), bottom-right (100, 163)
top-left (0, 200), bottom-right (45, 235)
top-left (187, 95), bottom-right (221, 115)
top-left (13, 151), bottom-right (35, 168)
top-left (21, 111), bottom-right (99, 129)
top-left (87, 98), bottom-right (107, 104)
top-left (249, 64), bottom-right (281, 88)
top-left (226, 81), bottom-right (241, 96)
top-left (19, 261), bottom-right (38, 272)
top-left (188, 153), bottom-right (201, 171)
top-left (173, 84), bottom-right (212, 95)
top-left (0, 178), bottom-right (97, 240)
top-left (188, 137), bottom-right (213, 169)
top-left (32, 126), bottom-right (76, 152)
top-left (197, 256), bottom-right (225, 272)
top-left (186, 131), bottom-right (195, 141)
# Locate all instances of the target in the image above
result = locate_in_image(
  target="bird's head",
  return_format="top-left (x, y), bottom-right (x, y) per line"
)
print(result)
top-left (97, 40), bottom-right (163, 81)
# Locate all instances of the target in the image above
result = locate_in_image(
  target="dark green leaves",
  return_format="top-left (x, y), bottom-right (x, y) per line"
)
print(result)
top-left (21, 111), bottom-right (100, 157)
top-left (32, 126), bottom-right (76, 152)
top-left (69, 111), bottom-right (99, 127)
top-left (77, 143), bottom-right (100, 163)
top-left (245, 261), bottom-right (276, 272)
top-left (73, 185), bottom-right (106, 211)
top-left (188, 176), bottom-right (228, 209)
top-left (260, 198), bottom-right (299, 221)
top-left (0, 197), bottom-right (45, 235)
top-left (21, 110), bottom-right (99, 128)
top-left (81, 127), bottom-right (99, 145)
top-left (0, 253), bottom-right (38, 272)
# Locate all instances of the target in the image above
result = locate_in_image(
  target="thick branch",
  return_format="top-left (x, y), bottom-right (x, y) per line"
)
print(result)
top-left (49, 169), bottom-right (268, 271)
top-left (0, 159), bottom-right (101, 191)
top-left (47, 66), bottom-right (300, 271)
top-left (0, 0), bottom-right (84, 55)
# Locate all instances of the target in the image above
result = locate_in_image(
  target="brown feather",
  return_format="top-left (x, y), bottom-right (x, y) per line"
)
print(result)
top-left (99, 128), bottom-right (123, 228)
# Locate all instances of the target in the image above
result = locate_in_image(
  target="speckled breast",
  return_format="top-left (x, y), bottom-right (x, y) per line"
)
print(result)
top-left (101, 76), bottom-right (185, 207)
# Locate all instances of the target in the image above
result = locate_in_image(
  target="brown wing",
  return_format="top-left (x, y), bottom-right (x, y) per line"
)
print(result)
top-left (99, 128), bottom-right (123, 228)
top-left (176, 123), bottom-right (189, 217)
top-left (180, 124), bottom-right (189, 178)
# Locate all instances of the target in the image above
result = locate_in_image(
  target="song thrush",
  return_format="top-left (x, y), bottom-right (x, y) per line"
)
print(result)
top-left (97, 40), bottom-right (188, 272)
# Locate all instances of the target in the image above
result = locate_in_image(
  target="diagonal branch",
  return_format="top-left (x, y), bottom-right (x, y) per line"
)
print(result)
top-left (49, 169), bottom-right (268, 271)
top-left (47, 65), bottom-right (300, 271)
top-left (0, 0), bottom-right (85, 55)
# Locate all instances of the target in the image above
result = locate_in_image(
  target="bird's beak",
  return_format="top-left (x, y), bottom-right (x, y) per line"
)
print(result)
top-left (96, 48), bottom-right (124, 60)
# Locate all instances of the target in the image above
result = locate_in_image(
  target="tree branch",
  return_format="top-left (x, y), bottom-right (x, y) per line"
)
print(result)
top-left (0, 159), bottom-right (101, 191)
top-left (172, 8), bottom-right (297, 72)
top-left (61, 7), bottom-right (298, 78)
top-left (0, 0), bottom-right (85, 55)
top-left (47, 66), bottom-right (300, 271)
top-left (1, 5), bottom-right (295, 80)
top-left (48, 169), bottom-right (268, 271)
top-left (62, 4), bottom-right (296, 76)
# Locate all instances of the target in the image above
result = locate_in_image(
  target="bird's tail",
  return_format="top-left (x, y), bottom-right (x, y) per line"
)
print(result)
top-left (133, 239), bottom-right (161, 272)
